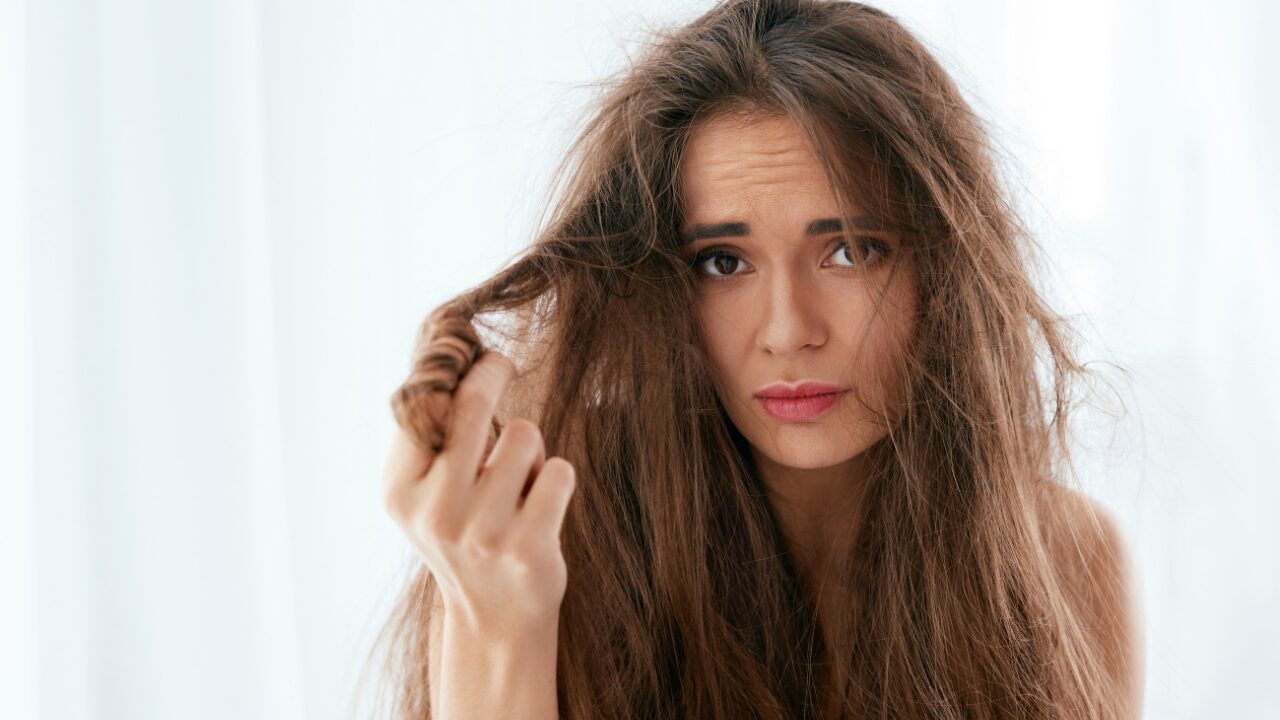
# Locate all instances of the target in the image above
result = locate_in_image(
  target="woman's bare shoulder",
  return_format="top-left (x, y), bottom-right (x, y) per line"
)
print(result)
top-left (1036, 481), bottom-right (1145, 716)
top-left (1035, 482), bottom-right (1127, 572)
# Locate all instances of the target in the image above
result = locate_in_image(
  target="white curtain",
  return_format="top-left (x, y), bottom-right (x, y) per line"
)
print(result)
top-left (1, 1), bottom-right (1276, 718)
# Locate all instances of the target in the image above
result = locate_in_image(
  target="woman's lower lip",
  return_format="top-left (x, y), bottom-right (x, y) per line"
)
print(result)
top-left (756, 391), bottom-right (847, 421)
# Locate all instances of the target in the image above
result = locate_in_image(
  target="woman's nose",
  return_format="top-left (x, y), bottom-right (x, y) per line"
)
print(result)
top-left (755, 270), bottom-right (827, 356)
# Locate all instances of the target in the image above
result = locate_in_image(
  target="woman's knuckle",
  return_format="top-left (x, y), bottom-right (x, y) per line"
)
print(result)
top-left (406, 509), bottom-right (430, 537)
top-left (503, 420), bottom-right (544, 455)
top-left (467, 529), bottom-right (505, 558)
top-left (514, 542), bottom-right (552, 570)
top-left (504, 417), bottom-right (539, 440)
top-left (413, 508), bottom-right (452, 543)
top-left (542, 458), bottom-right (575, 486)
top-left (424, 456), bottom-right (454, 484)
top-left (384, 484), bottom-right (415, 519)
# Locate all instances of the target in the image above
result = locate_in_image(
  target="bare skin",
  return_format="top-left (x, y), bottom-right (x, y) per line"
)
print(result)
top-left (380, 109), bottom-right (1142, 719)
top-left (382, 351), bottom-right (575, 719)
top-left (678, 111), bottom-right (916, 711)
top-left (678, 110), bottom-right (916, 597)
top-left (678, 110), bottom-right (1143, 715)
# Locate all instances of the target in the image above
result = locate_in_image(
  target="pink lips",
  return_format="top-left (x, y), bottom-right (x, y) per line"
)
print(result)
top-left (753, 381), bottom-right (849, 421)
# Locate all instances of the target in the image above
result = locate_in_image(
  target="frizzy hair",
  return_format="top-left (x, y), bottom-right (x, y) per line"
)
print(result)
top-left (355, 0), bottom-right (1132, 718)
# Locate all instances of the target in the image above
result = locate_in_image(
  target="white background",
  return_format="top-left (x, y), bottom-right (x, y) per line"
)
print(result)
top-left (1, 1), bottom-right (1277, 718)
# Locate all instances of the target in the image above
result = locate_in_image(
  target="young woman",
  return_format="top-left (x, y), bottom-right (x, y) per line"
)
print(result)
top-left (368, 1), bottom-right (1143, 717)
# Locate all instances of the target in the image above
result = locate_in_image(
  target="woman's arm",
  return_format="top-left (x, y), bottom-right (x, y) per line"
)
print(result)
top-left (382, 350), bottom-right (575, 719)
top-left (435, 609), bottom-right (560, 720)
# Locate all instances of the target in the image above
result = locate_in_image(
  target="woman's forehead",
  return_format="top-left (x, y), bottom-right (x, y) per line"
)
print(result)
top-left (682, 113), bottom-right (815, 173)
top-left (676, 108), bottom-right (904, 239)
top-left (681, 116), bottom-right (830, 205)
top-left (681, 118), bottom-right (887, 225)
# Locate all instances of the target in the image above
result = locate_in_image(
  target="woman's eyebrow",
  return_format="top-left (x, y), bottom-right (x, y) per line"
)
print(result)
top-left (678, 215), bottom-right (886, 245)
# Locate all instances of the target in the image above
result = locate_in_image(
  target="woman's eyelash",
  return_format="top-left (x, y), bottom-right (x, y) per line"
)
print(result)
top-left (688, 236), bottom-right (891, 280)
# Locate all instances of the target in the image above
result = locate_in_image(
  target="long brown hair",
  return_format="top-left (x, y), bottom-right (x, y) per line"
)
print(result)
top-left (358, 1), bottom-right (1129, 717)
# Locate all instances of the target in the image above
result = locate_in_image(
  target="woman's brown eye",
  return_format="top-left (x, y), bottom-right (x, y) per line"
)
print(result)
top-left (709, 252), bottom-right (740, 276)
top-left (691, 249), bottom-right (745, 280)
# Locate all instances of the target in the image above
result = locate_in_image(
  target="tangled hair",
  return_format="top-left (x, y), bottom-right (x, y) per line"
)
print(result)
top-left (357, 0), bottom-right (1132, 717)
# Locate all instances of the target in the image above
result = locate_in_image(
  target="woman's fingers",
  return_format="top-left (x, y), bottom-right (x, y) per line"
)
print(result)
top-left (384, 350), bottom-right (515, 529)
top-left (513, 457), bottom-right (576, 547)
top-left (440, 350), bottom-right (517, 489)
top-left (384, 422), bottom-right (433, 482)
top-left (380, 342), bottom-right (578, 633)
top-left (469, 418), bottom-right (547, 545)
top-left (381, 424), bottom-right (433, 523)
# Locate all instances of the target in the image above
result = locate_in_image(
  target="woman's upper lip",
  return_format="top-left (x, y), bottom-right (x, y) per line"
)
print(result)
top-left (754, 381), bottom-right (849, 399)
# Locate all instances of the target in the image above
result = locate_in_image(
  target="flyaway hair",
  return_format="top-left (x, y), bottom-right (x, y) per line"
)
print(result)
top-left (357, 1), bottom-right (1131, 717)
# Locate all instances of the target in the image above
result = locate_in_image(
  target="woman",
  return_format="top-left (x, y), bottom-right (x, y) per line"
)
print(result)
top-left (367, 0), bottom-right (1144, 717)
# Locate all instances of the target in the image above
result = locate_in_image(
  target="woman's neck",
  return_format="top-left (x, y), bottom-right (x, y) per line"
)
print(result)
top-left (754, 449), bottom-right (870, 596)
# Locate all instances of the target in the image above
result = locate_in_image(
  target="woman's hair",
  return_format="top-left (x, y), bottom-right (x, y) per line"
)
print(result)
top-left (358, 0), bottom-right (1130, 717)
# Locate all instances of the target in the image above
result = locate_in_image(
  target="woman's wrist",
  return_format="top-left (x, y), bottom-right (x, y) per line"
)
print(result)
top-left (439, 614), bottom-right (560, 720)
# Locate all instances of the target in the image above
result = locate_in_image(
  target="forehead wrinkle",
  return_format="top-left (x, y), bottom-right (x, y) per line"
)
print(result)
top-left (683, 116), bottom-right (838, 221)
top-left (695, 141), bottom-right (820, 176)
top-left (696, 165), bottom-right (825, 205)
top-left (695, 147), bottom-right (820, 187)
top-left (697, 141), bottom-right (813, 171)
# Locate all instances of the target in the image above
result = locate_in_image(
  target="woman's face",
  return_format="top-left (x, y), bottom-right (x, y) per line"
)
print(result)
top-left (678, 112), bottom-right (918, 474)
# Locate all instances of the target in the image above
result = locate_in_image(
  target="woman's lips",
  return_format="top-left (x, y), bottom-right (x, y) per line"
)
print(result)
top-left (756, 390), bottom-right (848, 421)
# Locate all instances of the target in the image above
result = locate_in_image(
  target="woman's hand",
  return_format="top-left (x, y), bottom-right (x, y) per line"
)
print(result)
top-left (382, 350), bottom-right (577, 638)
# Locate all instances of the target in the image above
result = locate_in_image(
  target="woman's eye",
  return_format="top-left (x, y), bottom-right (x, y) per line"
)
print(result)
top-left (691, 249), bottom-right (745, 279)
top-left (830, 236), bottom-right (890, 267)
top-left (690, 237), bottom-right (890, 280)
